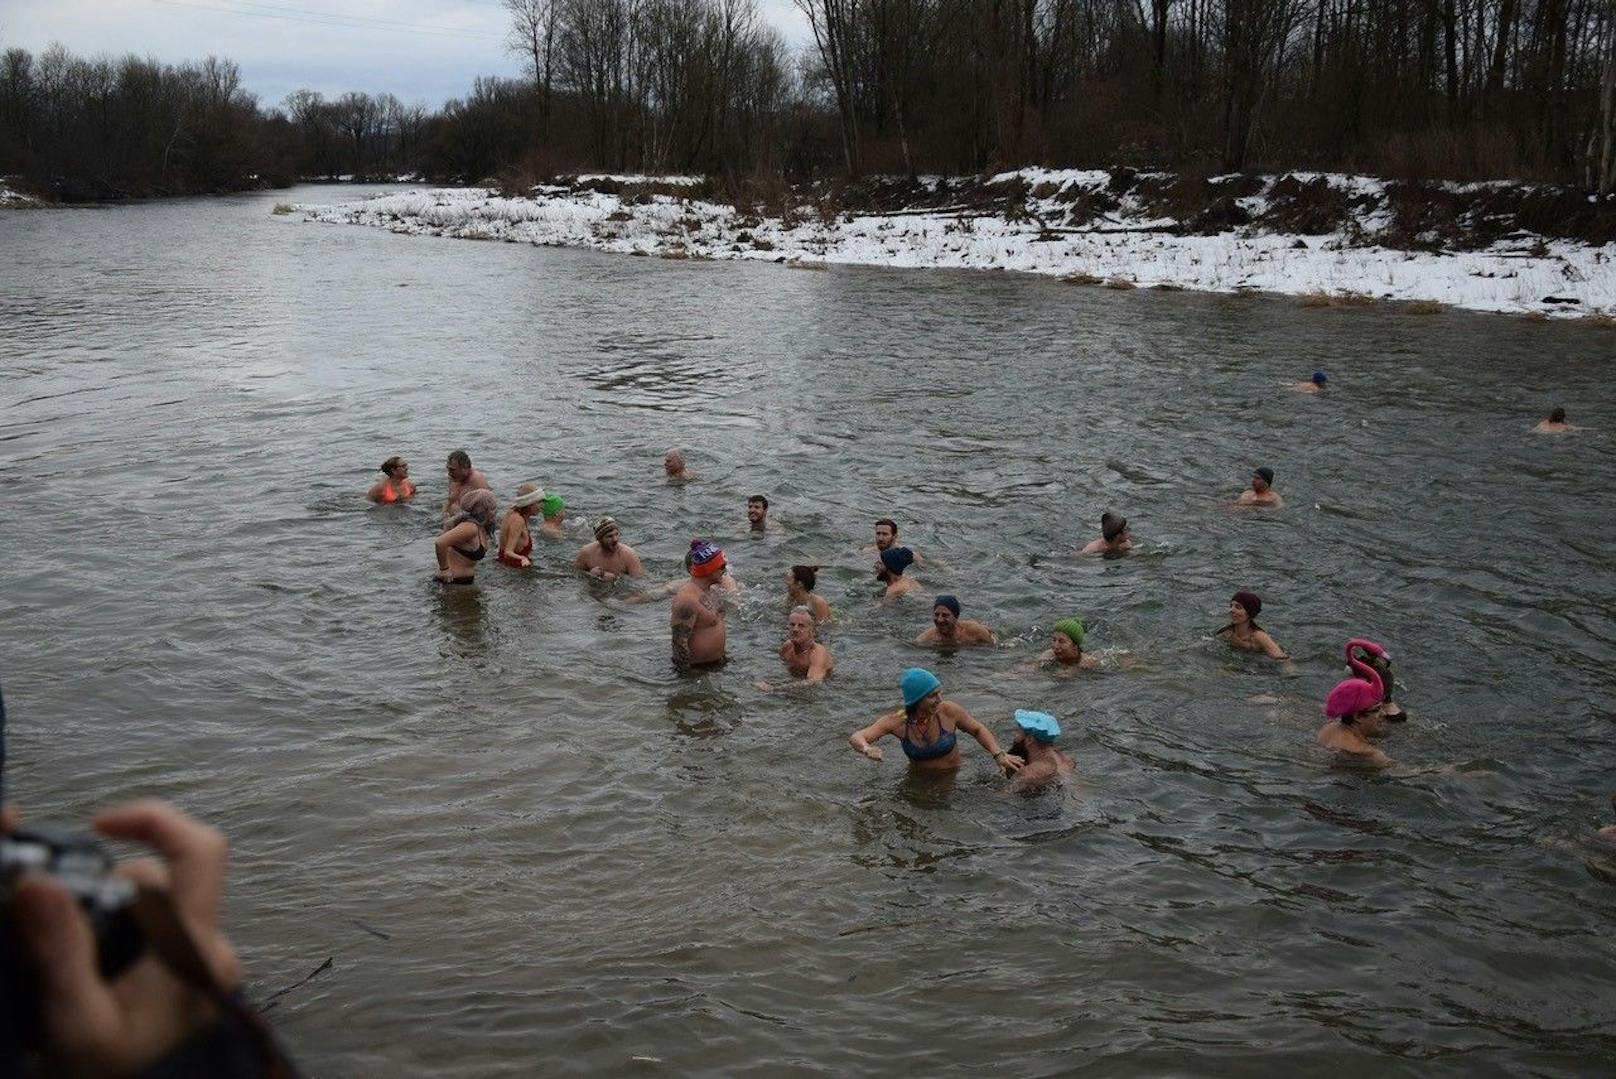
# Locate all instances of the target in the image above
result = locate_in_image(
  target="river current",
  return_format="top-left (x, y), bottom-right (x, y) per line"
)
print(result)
top-left (2, 185), bottom-right (1614, 1075)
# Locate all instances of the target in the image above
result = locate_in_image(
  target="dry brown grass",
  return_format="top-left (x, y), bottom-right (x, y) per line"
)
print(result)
top-left (1519, 311), bottom-right (1549, 323)
top-left (1296, 291), bottom-right (1334, 307)
top-left (1103, 277), bottom-right (1136, 290)
top-left (1583, 313), bottom-right (1616, 330)
top-left (1400, 299), bottom-right (1447, 315)
top-left (1062, 271), bottom-right (1102, 286)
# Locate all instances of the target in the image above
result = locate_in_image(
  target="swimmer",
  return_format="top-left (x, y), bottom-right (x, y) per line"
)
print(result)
top-left (442, 449), bottom-right (491, 525)
top-left (1597, 795), bottom-right (1616, 843)
top-left (848, 668), bottom-right (1023, 775)
top-left (664, 449), bottom-right (695, 482)
top-left (866, 518), bottom-right (926, 564)
top-left (1347, 638), bottom-right (1404, 721)
top-left (433, 488), bottom-right (496, 584)
top-left (774, 606), bottom-right (833, 683)
top-left (1033, 618), bottom-right (1100, 670)
top-left (573, 516), bottom-right (645, 580)
top-left (537, 493), bottom-right (566, 539)
top-left (1316, 664), bottom-right (1391, 767)
top-left (1007, 710), bottom-right (1076, 791)
top-left (367, 455), bottom-right (416, 504)
top-left (915, 595), bottom-right (995, 645)
top-left (875, 547), bottom-right (921, 603)
top-left (1236, 467), bottom-right (1283, 508)
top-left (1533, 406), bottom-right (1575, 434)
top-left (747, 494), bottom-right (770, 533)
top-left (787, 564), bottom-right (832, 622)
top-left (497, 483), bottom-right (544, 568)
top-left (1217, 592), bottom-right (1289, 659)
top-left (1292, 371), bottom-right (1328, 394)
top-left (671, 539), bottom-right (729, 668)
top-left (1080, 511), bottom-right (1133, 555)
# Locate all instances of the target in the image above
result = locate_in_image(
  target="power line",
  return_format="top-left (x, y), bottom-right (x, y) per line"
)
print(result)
top-left (146, 0), bottom-right (510, 43)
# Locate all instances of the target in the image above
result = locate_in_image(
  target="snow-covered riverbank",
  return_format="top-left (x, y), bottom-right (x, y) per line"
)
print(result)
top-left (0, 179), bottom-right (45, 208)
top-left (293, 170), bottom-right (1616, 319)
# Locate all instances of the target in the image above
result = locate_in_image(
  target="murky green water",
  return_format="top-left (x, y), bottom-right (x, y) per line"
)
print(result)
top-left (2, 186), bottom-right (1614, 1075)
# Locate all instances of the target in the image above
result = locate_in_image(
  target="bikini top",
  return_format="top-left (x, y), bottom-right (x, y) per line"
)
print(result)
top-left (901, 715), bottom-right (958, 761)
top-left (377, 479), bottom-right (415, 503)
top-left (452, 541), bottom-right (486, 562)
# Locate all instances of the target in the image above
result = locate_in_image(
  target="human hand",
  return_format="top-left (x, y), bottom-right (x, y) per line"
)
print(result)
top-left (518, 557), bottom-right (531, 568)
top-left (998, 753), bottom-right (1024, 774)
top-left (863, 746), bottom-right (883, 763)
top-left (12, 800), bottom-right (242, 1077)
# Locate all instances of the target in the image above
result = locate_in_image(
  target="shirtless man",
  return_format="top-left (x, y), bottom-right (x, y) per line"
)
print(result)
top-left (672, 539), bottom-right (728, 668)
top-left (867, 518), bottom-right (926, 565)
top-left (573, 516), bottom-right (645, 580)
top-left (442, 449), bottom-right (491, 525)
top-left (1533, 406), bottom-right (1575, 434)
top-left (747, 495), bottom-right (770, 533)
top-left (916, 595), bottom-right (995, 645)
top-left (1080, 512), bottom-right (1133, 555)
top-left (776, 606), bottom-right (833, 683)
top-left (1291, 371), bottom-right (1327, 394)
top-left (876, 547), bottom-right (921, 603)
top-left (1236, 467), bottom-right (1283, 508)
top-left (1008, 710), bottom-right (1076, 791)
top-left (664, 449), bottom-right (695, 482)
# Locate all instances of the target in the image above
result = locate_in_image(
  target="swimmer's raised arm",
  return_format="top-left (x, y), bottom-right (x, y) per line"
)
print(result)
top-left (850, 711), bottom-right (902, 761)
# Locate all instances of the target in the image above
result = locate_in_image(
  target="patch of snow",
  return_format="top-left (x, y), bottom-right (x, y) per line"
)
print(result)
top-left (292, 174), bottom-right (1616, 320)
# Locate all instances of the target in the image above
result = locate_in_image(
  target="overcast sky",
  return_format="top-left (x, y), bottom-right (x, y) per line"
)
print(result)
top-left (1, 0), bottom-right (810, 111)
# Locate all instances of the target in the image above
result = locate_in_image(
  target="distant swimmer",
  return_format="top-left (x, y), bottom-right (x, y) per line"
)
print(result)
top-left (1034, 618), bottom-right (1099, 671)
top-left (787, 564), bottom-right (832, 622)
top-left (1292, 371), bottom-right (1328, 394)
top-left (1316, 662), bottom-right (1391, 767)
top-left (497, 483), bottom-right (543, 568)
top-left (1007, 710), bottom-right (1076, 791)
top-left (1533, 406), bottom-right (1575, 434)
top-left (1236, 466), bottom-right (1283, 508)
top-left (774, 606), bottom-right (833, 684)
top-left (1597, 795), bottom-right (1616, 843)
top-left (573, 516), bottom-right (645, 580)
top-left (916, 595), bottom-right (995, 645)
top-left (848, 668), bottom-right (1023, 775)
top-left (664, 449), bottom-right (695, 482)
top-left (747, 494), bottom-right (771, 534)
top-left (868, 517), bottom-right (926, 565)
top-left (1217, 592), bottom-right (1289, 659)
top-left (367, 455), bottom-right (416, 504)
top-left (1080, 511), bottom-right (1133, 555)
top-left (671, 539), bottom-right (729, 668)
top-left (433, 488), bottom-right (496, 585)
top-left (443, 449), bottom-right (491, 525)
top-left (876, 547), bottom-right (921, 602)
top-left (537, 494), bottom-right (566, 539)
top-left (1347, 638), bottom-right (1404, 721)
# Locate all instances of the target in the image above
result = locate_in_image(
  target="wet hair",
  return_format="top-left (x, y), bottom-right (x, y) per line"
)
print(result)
top-left (875, 517), bottom-right (898, 535)
top-left (1550, 406), bottom-right (1566, 423)
top-left (791, 564), bottom-right (818, 590)
top-left (1101, 511), bottom-right (1127, 542)
top-left (790, 604), bottom-right (813, 622)
top-left (1254, 466), bottom-right (1274, 487)
top-left (749, 494), bottom-right (769, 510)
top-left (447, 449), bottom-right (471, 470)
top-left (380, 455), bottom-right (404, 476)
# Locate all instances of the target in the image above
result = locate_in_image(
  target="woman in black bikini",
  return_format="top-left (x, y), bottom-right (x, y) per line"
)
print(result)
top-left (434, 489), bottom-right (497, 584)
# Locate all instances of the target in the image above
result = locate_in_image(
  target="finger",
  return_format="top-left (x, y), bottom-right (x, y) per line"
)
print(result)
top-left (115, 856), bottom-right (171, 891)
top-left (14, 879), bottom-right (125, 1049)
top-left (93, 801), bottom-right (227, 924)
top-left (1, 804), bottom-right (18, 833)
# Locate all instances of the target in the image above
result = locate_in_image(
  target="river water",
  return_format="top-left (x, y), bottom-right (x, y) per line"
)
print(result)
top-left (3, 185), bottom-right (1614, 1075)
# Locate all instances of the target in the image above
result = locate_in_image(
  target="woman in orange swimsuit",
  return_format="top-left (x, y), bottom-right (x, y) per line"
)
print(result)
top-left (367, 456), bottom-right (416, 504)
top-left (498, 483), bottom-right (544, 568)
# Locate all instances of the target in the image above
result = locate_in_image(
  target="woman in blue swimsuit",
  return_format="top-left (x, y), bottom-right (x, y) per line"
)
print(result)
top-left (849, 668), bottom-right (1024, 775)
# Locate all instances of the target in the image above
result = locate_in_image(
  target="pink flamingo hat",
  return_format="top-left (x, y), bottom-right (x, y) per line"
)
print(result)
top-left (1325, 638), bottom-right (1387, 718)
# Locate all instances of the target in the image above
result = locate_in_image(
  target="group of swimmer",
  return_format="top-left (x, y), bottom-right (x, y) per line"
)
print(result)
top-left (366, 398), bottom-right (1577, 784)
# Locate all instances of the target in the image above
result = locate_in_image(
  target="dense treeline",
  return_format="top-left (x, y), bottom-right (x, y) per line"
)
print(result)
top-left (2, 0), bottom-right (1614, 202)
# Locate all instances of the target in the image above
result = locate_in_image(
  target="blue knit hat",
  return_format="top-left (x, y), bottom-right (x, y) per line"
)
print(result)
top-left (901, 667), bottom-right (941, 707)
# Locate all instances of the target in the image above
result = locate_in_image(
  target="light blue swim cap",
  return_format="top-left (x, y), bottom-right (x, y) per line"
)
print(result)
top-left (901, 667), bottom-right (941, 707)
top-left (1014, 709), bottom-right (1061, 742)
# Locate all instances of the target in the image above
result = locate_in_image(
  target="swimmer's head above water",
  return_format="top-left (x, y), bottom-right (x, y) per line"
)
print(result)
top-left (790, 564), bottom-right (818, 593)
top-left (539, 494), bottom-right (564, 518)
top-left (511, 483), bottom-right (544, 517)
top-left (932, 595), bottom-right (961, 635)
top-left (747, 494), bottom-right (769, 527)
top-left (1052, 618), bottom-right (1085, 661)
top-left (1014, 709), bottom-right (1061, 744)
top-left (1311, 371), bottom-right (1328, 386)
top-left (1550, 406), bottom-right (1566, 423)
top-left (688, 538), bottom-right (727, 580)
top-left (446, 449), bottom-right (473, 483)
top-left (594, 516), bottom-right (621, 550)
top-left (877, 546), bottom-right (914, 581)
top-left (1251, 467), bottom-right (1274, 493)
top-left (381, 455), bottom-right (408, 480)
top-left (1230, 591), bottom-right (1262, 624)
top-left (1326, 667), bottom-right (1387, 733)
top-left (1101, 512), bottom-right (1128, 543)
top-left (788, 605), bottom-right (815, 644)
top-left (901, 667), bottom-right (942, 716)
top-left (456, 488), bottom-right (497, 532)
top-left (874, 518), bottom-right (899, 551)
